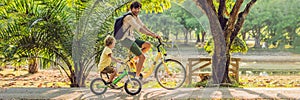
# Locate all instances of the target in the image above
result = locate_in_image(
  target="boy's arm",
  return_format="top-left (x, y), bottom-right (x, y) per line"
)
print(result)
top-left (108, 54), bottom-right (122, 63)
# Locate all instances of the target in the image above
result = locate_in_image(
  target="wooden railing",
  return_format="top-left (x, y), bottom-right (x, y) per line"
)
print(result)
top-left (186, 57), bottom-right (241, 85)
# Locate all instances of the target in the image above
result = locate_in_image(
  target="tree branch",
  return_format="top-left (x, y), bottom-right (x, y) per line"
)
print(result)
top-left (218, 0), bottom-right (227, 29)
top-left (218, 0), bottom-right (226, 17)
top-left (231, 0), bottom-right (257, 42)
top-left (207, 0), bottom-right (217, 15)
top-left (193, 0), bottom-right (217, 17)
top-left (225, 0), bottom-right (244, 38)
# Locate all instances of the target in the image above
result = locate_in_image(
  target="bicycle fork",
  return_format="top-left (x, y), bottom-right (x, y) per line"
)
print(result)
top-left (155, 52), bottom-right (171, 74)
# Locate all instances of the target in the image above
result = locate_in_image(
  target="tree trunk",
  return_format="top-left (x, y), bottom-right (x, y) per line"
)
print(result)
top-left (194, 0), bottom-right (227, 84)
top-left (254, 36), bottom-right (261, 48)
top-left (70, 72), bottom-right (79, 87)
top-left (222, 46), bottom-right (231, 83)
top-left (201, 31), bottom-right (206, 43)
top-left (254, 29), bottom-right (261, 48)
top-left (196, 33), bottom-right (200, 43)
top-left (28, 58), bottom-right (38, 74)
top-left (194, 0), bottom-right (257, 85)
top-left (184, 28), bottom-right (188, 44)
top-left (189, 31), bottom-right (192, 40)
top-left (242, 31), bottom-right (247, 40)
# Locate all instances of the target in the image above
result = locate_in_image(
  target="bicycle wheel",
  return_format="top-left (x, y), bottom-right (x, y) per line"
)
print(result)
top-left (90, 78), bottom-right (107, 95)
top-left (124, 78), bottom-right (142, 95)
top-left (154, 59), bottom-right (186, 90)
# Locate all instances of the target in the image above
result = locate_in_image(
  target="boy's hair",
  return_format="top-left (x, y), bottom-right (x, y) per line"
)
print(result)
top-left (104, 35), bottom-right (115, 46)
top-left (130, 1), bottom-right (142, 9)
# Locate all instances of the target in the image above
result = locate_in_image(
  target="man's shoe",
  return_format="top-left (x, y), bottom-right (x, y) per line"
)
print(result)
top-left (135, 76), bottom-right (141, 80)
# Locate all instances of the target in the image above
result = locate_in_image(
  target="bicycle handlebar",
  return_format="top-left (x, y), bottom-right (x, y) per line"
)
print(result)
top-left (157, 38), bottom-right (163, 52)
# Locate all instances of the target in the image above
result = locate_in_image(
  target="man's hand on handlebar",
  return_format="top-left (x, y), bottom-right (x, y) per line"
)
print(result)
top-left (155, 35), bottom-right (161, 39)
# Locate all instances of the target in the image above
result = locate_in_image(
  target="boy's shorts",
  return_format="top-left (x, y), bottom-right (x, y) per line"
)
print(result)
top-left (101, 66), bottom-right (115, 74)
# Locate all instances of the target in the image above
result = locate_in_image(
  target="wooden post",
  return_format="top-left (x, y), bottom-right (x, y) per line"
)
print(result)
top-left (235, 58), bottom-right (240, 83)
top-left (186, 59), bottom-right (193, 85)
top-left (185, 57), bottom-right (240, 85)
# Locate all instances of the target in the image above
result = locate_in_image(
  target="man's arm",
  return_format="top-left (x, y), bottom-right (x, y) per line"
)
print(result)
top-left (139, 27), bottom-right (156, 38)
top-left (139, 26), bottom-right (161, 39)
top-left (126, 16), bottom-right (160, 39)
top-left (143, 26), bottom-right (152, 33)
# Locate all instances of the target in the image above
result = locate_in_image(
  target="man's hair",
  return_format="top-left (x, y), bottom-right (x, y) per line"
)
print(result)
top-left (104, 35), bottom-right (115, 46)
top-left (130, 1), bottom-right (142, 9)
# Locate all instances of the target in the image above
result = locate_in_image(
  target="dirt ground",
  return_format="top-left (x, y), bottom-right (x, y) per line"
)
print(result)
top-left (1, 45), bottom-right (300, 88)
top-left (0, 69), bottom-right (70, 88)
top-left (1, 63), bottom-right (300, 88)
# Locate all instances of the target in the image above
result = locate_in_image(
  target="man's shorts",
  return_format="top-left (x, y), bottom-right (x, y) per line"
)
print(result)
top-left (120, 38), bottom-right (145, 56)
top-left (101, 66), bottom-right (115, 74)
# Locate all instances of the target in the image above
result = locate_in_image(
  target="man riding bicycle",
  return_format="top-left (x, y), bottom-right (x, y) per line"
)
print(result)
top-left (119, 1), bottom-right (161, 79)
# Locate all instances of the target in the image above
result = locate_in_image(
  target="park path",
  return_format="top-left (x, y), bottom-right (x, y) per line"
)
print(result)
top-left (1, 87), bottom-right (300, 99)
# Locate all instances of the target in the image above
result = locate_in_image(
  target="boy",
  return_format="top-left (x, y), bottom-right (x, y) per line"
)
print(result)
top-left (98, 35), bottom-right (122, 87)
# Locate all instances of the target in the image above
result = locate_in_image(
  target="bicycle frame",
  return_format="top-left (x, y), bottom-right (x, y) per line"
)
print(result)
top-left (112, 68), bottom-right (128, 84)
top-left (90, 62), bottom-right (142, 95)
top-left (127, 39), bottom-right (172, 78)
top-left (101, 64), bottom-right (133, 88)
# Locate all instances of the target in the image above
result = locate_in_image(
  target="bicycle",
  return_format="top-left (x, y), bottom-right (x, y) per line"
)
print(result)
top-left (124, 38), bottom-right (186, 90)
top-left (90, 62), bottom-right (142, 95)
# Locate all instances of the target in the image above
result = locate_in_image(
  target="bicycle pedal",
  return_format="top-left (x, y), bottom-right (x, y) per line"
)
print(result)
top-left (113, 86), bottom-right (124, 90)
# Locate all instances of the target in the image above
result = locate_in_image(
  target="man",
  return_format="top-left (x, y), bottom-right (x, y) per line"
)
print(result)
top-left (120, 1), bottom-right (161, 79)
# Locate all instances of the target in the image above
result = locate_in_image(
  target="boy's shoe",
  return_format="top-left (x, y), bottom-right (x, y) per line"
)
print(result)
top-left (109, 83), bottom-right (118, 89)
top-left (106, 81), bottom-right (112, 84)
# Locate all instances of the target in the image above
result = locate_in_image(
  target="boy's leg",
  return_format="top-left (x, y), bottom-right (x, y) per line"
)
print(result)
top-left (104, 66), bottom-right (116, 83)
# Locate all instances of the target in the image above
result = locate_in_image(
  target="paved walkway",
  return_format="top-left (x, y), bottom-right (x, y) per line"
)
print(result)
top-left (1, 87), bottom-right (300, 99)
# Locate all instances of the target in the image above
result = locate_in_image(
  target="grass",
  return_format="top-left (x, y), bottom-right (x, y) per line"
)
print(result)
top-left (239, 75), bottom-right (300, 88)
top-left (0, 69), bottom-right (28, 76)
top-left (188, 75), bottom-right (300, 88)
top-left (247, 45), bottom-right (300, 54)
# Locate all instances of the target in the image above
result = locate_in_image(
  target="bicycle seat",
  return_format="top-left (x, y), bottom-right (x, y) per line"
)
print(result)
top-left (100, 71), bottom-right (109, 74)
top-left (100, 71), bottom-right (110, 79)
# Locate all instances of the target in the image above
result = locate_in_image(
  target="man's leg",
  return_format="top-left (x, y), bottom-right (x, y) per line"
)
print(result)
top-left (130, 42), bottom-right (144, 78)
top-left (135, 42), bottom-right (150, 77)
top-left (134, 39), bottom-right (151, 60)
top-left (141, 41), bottom-right (151, 53)
top-left (136, 54), bottom-right (145, 78)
